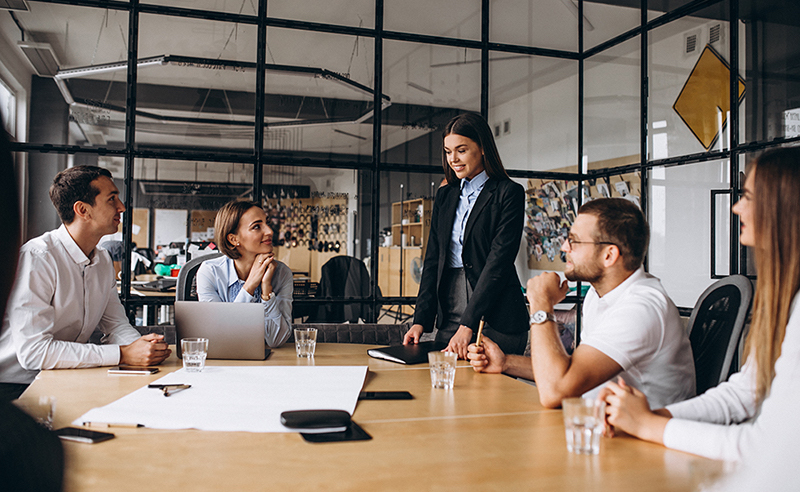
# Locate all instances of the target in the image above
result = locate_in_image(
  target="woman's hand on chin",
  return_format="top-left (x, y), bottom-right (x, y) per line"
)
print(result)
top-left (243, 253), bottom-right (271, 296)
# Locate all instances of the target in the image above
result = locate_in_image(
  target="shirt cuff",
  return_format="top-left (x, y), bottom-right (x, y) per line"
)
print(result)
top-left (102, 345), bottom-right (122, 366)
top-left (235, 289), bottom-right (255, 303)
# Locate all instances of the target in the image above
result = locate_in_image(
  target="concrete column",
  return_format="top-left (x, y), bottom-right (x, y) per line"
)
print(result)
top-left (26, 76), bottom-right (68, 240)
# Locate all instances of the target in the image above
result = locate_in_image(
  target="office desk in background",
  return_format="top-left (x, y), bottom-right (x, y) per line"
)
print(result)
top-left (21, 344), bottom-right (720, 491)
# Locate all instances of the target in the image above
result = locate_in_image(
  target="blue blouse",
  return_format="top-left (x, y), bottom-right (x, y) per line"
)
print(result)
top-left (195, 254), bottom-right (293, 348)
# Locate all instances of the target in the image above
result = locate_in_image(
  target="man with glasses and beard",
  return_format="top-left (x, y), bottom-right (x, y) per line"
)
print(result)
top-left (468, 198), bottom-right (695, 409)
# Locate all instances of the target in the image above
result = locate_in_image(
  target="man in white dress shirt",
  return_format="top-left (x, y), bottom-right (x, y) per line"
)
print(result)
top-left (0, 166), bottom-right (170, 401)
top-left (467, 198), bottom-right (695, 409)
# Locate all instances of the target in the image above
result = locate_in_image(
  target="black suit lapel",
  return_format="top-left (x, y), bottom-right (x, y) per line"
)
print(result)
top-left (463, 179), bottom-right (497, 241)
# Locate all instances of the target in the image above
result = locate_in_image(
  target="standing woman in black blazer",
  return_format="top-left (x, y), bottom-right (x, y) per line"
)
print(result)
top-left (403, 113), bottom-right (529, 358)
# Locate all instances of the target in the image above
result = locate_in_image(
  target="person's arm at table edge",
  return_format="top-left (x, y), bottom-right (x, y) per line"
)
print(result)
top-left (262, 262), bottom-right (292, 348)
top-left (500, 354), bottom-right (536, 379)
top-left (528, 295), bottom-right (623, 409)
top-left (467, 337), bottom-right (534, 379)
top-left (98, 276), bottom-right (171, 366)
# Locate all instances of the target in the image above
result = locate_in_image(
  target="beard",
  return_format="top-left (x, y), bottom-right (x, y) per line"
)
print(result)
top-left (564, 256), bottom-right (604, 284)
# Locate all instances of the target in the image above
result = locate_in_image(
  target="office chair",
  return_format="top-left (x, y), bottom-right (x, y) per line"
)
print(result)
top-left (176, 253), bottom-right (222, 301)
top-left (288, 323), bottom-right (410, 345)
top-left (688, 275), bottom-right (753, 395)
top-left (305, 256), bottom-right (375, 323)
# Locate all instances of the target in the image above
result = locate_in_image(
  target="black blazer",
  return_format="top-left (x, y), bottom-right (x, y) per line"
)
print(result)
top-left (413, 178), bottom-right (529, 335)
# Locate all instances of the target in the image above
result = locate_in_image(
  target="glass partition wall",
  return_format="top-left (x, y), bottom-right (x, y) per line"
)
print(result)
top-left (6, 0), bottom-right (798, 325)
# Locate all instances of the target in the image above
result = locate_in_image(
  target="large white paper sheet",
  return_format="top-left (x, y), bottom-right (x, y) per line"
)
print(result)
top-left (75, 366), bottom-right (368, 433)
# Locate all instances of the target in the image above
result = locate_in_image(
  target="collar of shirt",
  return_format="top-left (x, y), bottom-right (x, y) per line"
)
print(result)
top-left (460, 170), bottom-right (488, 198)
top-left (594, 265), bottom-right (646, 304)
top-left (54, 224), bottom-right (94, 267)
top-left (223, 255), bottom-right (245, 288)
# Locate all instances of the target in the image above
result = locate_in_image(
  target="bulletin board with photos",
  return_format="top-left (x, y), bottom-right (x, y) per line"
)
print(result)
top-left (263, 193), bottom-right (349, 283)
top-left (525, 172), bottom-right (641, 271)
top-left (190, 210), bottom-right (217, 242)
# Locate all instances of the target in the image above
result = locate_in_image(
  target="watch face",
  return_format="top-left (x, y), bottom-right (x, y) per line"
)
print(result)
top-left (530, 310), bottom-right (553, 324)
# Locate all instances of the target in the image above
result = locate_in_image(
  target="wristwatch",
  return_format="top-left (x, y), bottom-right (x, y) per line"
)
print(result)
top-left (261, 291), bottom-right (276, 302)
top-left (529, 310), bottom-right (557, 325)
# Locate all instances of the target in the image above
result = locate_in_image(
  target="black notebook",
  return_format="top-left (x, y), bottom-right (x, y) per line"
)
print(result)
top-left (367, 341), bottom-right (448, 365)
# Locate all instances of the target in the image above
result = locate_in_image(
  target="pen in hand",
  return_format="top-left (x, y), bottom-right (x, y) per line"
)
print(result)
top-left (475, 318), bottom-right (486, 347)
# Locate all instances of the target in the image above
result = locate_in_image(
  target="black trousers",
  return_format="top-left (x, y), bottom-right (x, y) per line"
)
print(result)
top-left (435, 268), bottom-right (527, 355)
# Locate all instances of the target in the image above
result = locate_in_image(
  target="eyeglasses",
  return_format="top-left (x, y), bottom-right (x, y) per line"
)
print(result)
top-left (564, 238), bottom-right (616, 250)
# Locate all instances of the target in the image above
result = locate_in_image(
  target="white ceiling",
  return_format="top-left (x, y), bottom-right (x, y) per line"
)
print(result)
top-left (0, 1), bottom-right (655, 159)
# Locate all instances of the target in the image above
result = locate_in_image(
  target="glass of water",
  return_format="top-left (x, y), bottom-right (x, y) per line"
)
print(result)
top-left (562, 397), bottom-right (606, 454)
top-left (428, 351), bottom-right (457, 389)
top-left (294, 328), bottom-right (317, 358)
top-left (181, 338), bottom-right (208, 372)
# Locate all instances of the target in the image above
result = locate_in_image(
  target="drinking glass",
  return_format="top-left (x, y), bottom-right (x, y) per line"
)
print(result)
top-left (562, 397), bottom-right (606, 454)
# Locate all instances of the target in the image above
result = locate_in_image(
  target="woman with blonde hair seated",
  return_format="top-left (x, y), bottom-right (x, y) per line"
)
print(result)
top-left (600, 147), bottom-right (800, 463)
top-left (196, 199), bottom-right (292, 347)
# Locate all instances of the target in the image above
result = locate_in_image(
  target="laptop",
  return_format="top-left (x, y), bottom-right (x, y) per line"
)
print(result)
top-left (134, 277), bottom-right (177, 292)
top-left (174, 301), bottom-right (270, 360)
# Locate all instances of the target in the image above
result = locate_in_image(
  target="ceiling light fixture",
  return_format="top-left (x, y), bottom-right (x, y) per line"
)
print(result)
top-left (0, 0), bottom-right (29, 11)
top-left (18, 41), bottom-right (60, 77)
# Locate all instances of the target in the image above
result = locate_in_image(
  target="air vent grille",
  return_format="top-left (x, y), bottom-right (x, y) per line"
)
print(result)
top-left (709, 24), bottom-right (722, 45)
top-left (685, 34), bottom-right (697, 54)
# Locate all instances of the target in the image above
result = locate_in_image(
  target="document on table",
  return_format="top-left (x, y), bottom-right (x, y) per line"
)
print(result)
top-left (75, 366), bottom-right (368, 433)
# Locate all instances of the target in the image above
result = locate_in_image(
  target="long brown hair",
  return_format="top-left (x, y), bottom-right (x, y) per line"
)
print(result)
top-left (442, 113), bottom-right (510, 186)
top-left (744, 146), bottom-right (800, 402)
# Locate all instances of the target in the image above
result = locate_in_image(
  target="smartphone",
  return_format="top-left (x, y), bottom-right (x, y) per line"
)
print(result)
top-left (108, 366), bottom-right (159, 375)
top-left (358, 391), bottom-right (413, 400)
top-left (56, 427), bottom-right (115, 444)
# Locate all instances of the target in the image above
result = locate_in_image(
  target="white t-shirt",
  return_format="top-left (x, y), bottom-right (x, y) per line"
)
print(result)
top-left (580, 267), bottom-right (696, 409)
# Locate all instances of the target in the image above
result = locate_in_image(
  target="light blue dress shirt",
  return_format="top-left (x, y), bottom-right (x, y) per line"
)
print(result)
top-left (448, 170), bottom-right (489, 268)
top-left (195, 254), bottom-right (293, 348)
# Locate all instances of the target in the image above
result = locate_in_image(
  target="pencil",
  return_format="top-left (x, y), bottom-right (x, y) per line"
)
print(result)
top-left (475, 318), bottom-right (486, 347)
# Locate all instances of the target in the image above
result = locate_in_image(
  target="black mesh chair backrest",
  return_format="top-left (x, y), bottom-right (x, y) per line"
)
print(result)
top-left (688, 275), bottom-right (753, 395)
top-left (176, 253), bottom-right (223, 301)
top-left (288, 323), bottom-right (410, 345)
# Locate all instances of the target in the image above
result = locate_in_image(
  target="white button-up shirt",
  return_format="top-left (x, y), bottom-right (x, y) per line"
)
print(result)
top-left (0, 225), bottom-right (141, 384)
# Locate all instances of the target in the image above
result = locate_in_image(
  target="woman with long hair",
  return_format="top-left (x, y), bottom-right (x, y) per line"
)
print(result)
top-left (196, 199), bottom-right (292, 348)
top-left (600, 146), bottom-right (800, 462)
top-left (403, 112), bottom-right (529, 358)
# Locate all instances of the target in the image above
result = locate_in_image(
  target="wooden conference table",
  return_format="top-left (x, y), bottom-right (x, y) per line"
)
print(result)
top-left (21, 344), bottom-right (720, 491)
